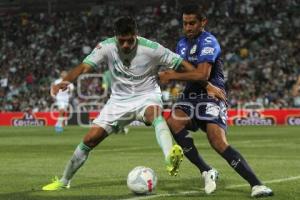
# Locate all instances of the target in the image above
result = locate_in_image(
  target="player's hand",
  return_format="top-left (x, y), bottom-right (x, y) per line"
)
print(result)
top-left (159, 70), bottom-right (176, 84)
top-left (206, 82), bottom-right (227, 103)
top-left (50, 81), bottom-right (71, 96)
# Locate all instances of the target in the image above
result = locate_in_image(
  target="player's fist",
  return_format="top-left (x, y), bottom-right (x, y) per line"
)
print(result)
top-left (159, 70), bottom-right (175, 84)
top-left (50, 81), bottom-right (71, 97)
top-left (206, 82), bottom-right (227, 103)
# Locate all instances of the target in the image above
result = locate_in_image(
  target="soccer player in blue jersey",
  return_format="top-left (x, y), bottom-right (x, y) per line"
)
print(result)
top-left (159, 4), bottom-right (273, 197)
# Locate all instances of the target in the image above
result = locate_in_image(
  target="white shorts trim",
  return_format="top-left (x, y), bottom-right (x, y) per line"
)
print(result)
top-left (93, 93), bottom-right (162, 134)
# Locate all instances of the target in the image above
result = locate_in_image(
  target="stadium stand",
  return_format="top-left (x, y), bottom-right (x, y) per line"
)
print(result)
top-left (0, 0), bottom-right (299, 111)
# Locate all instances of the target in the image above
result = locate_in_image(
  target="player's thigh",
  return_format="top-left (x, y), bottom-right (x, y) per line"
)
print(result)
top-left (93, 99), bottom-right (135, 134)
top-left (194, 99), bottom-right (228, 152)
top-left (206, 123), bottom-right (229, 153)
top-left (193, 98), bottom-right (227, 131)
top-left (83, 125), bottom-right (108, 148)
top-left (167, 108), bottom-right (192, 133)
top-left (137, 93), bottom-right (163, 125)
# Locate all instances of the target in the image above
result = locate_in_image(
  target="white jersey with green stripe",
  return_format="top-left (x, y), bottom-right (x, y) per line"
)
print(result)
top-left (83, 36), bottom-right (183, 100)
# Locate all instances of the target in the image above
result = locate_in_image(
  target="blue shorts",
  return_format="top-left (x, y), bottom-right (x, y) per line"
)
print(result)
top-left (175, 96), bottom-right (227, 132)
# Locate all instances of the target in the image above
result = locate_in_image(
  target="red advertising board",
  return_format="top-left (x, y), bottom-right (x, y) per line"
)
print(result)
top-left (0, 112), bottom-right (59, 126)
top-left (227, 109), bottom-right (300, 126)
top-left (0, 109), bottom-right (300, 126)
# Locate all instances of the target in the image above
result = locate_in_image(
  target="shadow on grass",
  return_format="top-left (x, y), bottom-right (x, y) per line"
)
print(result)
top-left (0, 177), bottom-right (239, 200)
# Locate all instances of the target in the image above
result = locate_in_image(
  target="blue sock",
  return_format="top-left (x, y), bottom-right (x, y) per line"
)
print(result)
top-left (172, 128), bottom-right (211, 173)
top-left (221, 146), bottom-right (262, 187)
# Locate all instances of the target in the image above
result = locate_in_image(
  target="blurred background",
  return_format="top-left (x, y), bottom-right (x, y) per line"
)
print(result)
top-left (0, 0), bottom-right (300, 112)
top-left (1, 2), bottom-right (299, 198)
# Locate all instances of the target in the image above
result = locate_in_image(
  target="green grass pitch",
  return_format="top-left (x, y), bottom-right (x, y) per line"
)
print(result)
top-left (0, 126), bottom-right (299, 200)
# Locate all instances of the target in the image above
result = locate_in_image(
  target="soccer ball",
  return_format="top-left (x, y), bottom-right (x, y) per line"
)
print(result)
top-left (127, 166), bottom-right (157, 194)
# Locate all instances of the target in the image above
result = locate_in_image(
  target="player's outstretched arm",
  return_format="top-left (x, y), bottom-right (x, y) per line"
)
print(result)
top-left (159, 61), bottom-right (226, 102)
top-left (62, 63), bottom-right (93, 82)
top-left (178, 60), bottom-right (195, 72)
top-left (165, 61), bottom-right (211, 81)
top-left (51, 63), bottom-right (92, 96)
top-left (159, 61), bottom-right (211, 85)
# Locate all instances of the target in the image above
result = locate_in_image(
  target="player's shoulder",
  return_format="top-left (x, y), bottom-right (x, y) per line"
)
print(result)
top-left (137, 36), bottom-right (159, 50)
top-left (177, 36), bottom-right (187, 46)
top-left (98, 37), bottom-right (117, 47)
top-left (92, 37), bottom-right (116, 53)
top-left (198, 31), bottom-right (219, 46)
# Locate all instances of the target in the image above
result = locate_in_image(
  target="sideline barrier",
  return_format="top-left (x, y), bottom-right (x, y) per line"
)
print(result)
top-left (0, 109), bottom-right (300, 126)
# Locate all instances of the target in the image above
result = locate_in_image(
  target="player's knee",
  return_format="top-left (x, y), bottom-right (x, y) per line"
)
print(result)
top-left (144, 106), bottom-right (162, 124)
top-left (83, 129), bottom-right (107, 148)
top-left (207, 129), bottom-right (228, 153)
top-left (83, 127), bottom-right (108, 148)
top-left (167, 117), bottom-right (186, 134)
top-left (83, 136), bottom-right (97, 148)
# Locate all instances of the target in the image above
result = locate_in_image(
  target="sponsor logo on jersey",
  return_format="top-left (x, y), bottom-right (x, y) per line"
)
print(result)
top-left (233, 111), bottom-right (275, 125)
top-left (200, 47), bottom-right (215, 56)
top-left (287, 116), bottom-right (300, 125)
top-left (190, 44), bottom-right (197, 54)
top-left (12, 112), bottom-right (46, 126)
top-left (180, 47), bottom-right (186, 56)
top-left (204, 37), bottom-right (212, 43)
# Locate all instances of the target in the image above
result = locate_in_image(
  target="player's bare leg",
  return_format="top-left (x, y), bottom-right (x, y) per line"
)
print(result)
top-left (168, 109), bottom-right (217, 194)
top-left (42, 125), bottom-right (108, 191)
top-left (144, 105), bottom-right (183, 176)
top-left (206, 123), bottom-right (273, 197)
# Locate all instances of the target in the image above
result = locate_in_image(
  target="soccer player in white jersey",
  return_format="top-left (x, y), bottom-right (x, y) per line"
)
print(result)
top-left (43, 16), bottom-right (226, 191)
top-left (52, 71), bottom-right (74, 133)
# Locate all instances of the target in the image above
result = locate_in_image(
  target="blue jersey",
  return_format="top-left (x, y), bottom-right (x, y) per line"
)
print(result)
top-left (176, 31), bottom-right (225, 95)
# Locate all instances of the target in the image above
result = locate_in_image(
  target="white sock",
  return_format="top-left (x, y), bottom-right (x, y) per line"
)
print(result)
top-left (152, 116), bottom-right (173, 159)
top-left (56, 117), bottom-right (64, 127)
top-left (60, 142), bottom-right (91, 184)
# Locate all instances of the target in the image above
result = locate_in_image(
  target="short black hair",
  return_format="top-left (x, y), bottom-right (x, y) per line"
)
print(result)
top-left (114, 16), bottom-right (137, 36)
top-left (181, 4), bottom-right (206, 20)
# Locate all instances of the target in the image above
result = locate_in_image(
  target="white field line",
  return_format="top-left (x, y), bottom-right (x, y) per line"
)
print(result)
top-left (119, 175), bottom-right (300, 200)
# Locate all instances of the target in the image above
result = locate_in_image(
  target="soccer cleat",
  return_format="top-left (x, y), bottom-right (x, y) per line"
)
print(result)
top-left (202, 168), bottom-right (219, 194)
top-left (166, 145), bottom-right (184, 176)
top-left (55, 126), bottom-right (63, 133)
top-left (251, 185), bottom-right (273, 197)
top-left (42, 177), bottom-right (70, 191)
